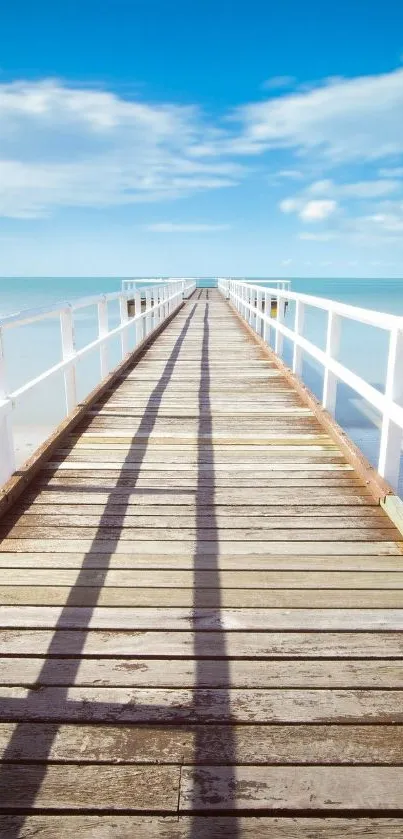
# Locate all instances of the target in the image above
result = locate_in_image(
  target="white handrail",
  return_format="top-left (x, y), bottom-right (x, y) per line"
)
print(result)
top-left (218, 277), bottom-right (403, 490)
top-left (0, 279), bottom-right (196, 487)
top-left (123, 278), bottom-right (292, 292)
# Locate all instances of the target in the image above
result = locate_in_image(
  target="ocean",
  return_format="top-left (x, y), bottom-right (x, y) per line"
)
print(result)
top-left (0, 276), bottom-right (402, 495)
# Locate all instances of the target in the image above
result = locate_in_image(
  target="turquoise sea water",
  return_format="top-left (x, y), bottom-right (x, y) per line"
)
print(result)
top-left (0, 276), bottom-right (402, 494)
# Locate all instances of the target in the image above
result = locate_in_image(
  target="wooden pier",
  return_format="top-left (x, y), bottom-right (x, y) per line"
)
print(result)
top-left (0, 287), bottom-right (403, 836)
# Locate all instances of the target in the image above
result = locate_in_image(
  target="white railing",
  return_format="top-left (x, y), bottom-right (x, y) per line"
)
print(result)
top-left (218, 278), bottom-right (403, 490)
top-left (122, 277), bottom-right (201, 293)
top-left (123, 278), bottom-right (292, 292)
top-left (217, 278), bottom-right (291, 291)
top-left (0, 279), bottom-right (196, 487)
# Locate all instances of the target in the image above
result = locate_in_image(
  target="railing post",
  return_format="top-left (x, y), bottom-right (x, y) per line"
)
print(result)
top-left (134, 289), bottom-right (143, 345)
top-left (0, 328), bottom-right (15, 486)
top-left (155, 287), bottom-right (161, 327)
top-left (263, 291), bottom-right (270, 344)
top-left (60, 306), bottom-right (77, 413)
top-left (248, 287), bottom-right (253, 326)
top-left (97, 297), bottom-right (109, 378)
top-left (378, 327), bottom-right (403, 489)
top-left (292, 300), bottom-right (305, 376)
top-left (119, 294), bottom-right (129, 358)
top-left (257, 289), bottom-right (263, 336)
top-left (275, 295), bottom-right (285, 356)
top-left (322, 310), bottom-right (341, 413)
top-left (145, 289), bottom-right (152, 335)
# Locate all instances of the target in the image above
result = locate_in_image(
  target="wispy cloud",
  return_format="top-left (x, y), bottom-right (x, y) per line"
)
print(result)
top-left (3, 68), bottom-right (403, 225)
top-left (227, 67), bottom-right (403, 162)
top-left (308, 179), bottom-right (400, 198)
top-left (144, 223), bottom-right (231, 233)
top-left (0, 80), bottom-right (242, 218)
top-left (378, 167), bottom-right (403, 178)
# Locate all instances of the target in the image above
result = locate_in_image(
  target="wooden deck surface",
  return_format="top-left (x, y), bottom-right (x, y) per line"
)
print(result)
top-left (1, 287), bottom-right (403, 836)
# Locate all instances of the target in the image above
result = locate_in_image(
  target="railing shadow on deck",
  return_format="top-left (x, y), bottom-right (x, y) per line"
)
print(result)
top-left (0, 289), bottom-right (239, 838)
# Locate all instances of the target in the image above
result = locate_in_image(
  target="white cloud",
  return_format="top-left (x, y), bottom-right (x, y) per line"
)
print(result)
top-left (145, 223), bottom-right (230, 233)
top-left (281, 258), bottom-right (293, 265)
top-left (279, 198), bottom-right (301, 213)
top-left (280, 197), bottom-right (337, 222)
top-left (3, 69), bottom-right (403, 225)
top-left (0, 80), bottom-right (243, 218)
top-left (230, 68), bottom-right (403, 162)
top-left (300, 200), bottom-right (337, 221)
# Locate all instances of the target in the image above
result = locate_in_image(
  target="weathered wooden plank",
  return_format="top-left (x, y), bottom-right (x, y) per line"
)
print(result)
top-left (12, 504), bottom-right (383, 518)
top-left (21, 490), bottom-right (379, 505)
top-left (65, 436), bottom-right (334, 448)
top-left (0, 764), bottom-right (180, 811)
top-left (1, 658), bottom-right (402, 689)
top-left (1, 816), bottom-right (402, 839)
top-left (51, 452), bottom-right (346, 464)
top-left (41, 463), bottom-right (352, 474)
top-left (4, 514), bottom-right (392, 532)
top-left (1, 552), bottom-right (403, 571)
top-left (3, 587), bottom-right (403, 608)
top-left (31, 480), bottom-right (372, 492)
top-left (1, 539), bottom-right (400, 555)
top-left (60, 453), bottom-right (344, 466)
top-left (179, 766), bottom-right (403, 810)
top-left (2, 686), bottom-right (403, 723)
top-left (2, 629), bottom-right (403, 658)
top-left (1, 568), bottom-right (403, 588)
top-left (2, 723), bottom-right (403, 765)
top-left (1, 525), bottom-right (397, 542)
top-left (34, 474), bottom-right (363, 487)
top-left (1, 606), bottom-right (403, 630)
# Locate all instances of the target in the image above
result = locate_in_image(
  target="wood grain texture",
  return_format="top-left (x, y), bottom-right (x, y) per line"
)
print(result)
top-left (1, 658), bottom-right (403, 688)
top-left (2, 686), bottom-right (403, 723)
top-left (179, 766), bottom-right (403, 810)
top-left (1, 817), bottom-right (403, 838)
top-left (0, 288), bottom-right (401, 829)
top-left (2, 723), bottom-right (403, 764)
top-left (2, 628), bottom-right (403, 657)
top-left (2, 606), bottom-right (403, 630)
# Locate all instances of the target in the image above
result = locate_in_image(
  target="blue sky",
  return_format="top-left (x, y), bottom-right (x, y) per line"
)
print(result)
top-left (1, 0), bottom-right (403, 277)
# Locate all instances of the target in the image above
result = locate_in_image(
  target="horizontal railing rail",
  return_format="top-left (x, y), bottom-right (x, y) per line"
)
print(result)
top-left (0, 279), bottom-right (196, 487)
top-left (216, 278), bottom-right (291, 291)
top-left (122, 277), bottom-right (202, 293)
top-left (218, 277), bottom-right (403, 490)
top-left (123, 278), bottom-right (292, 293)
